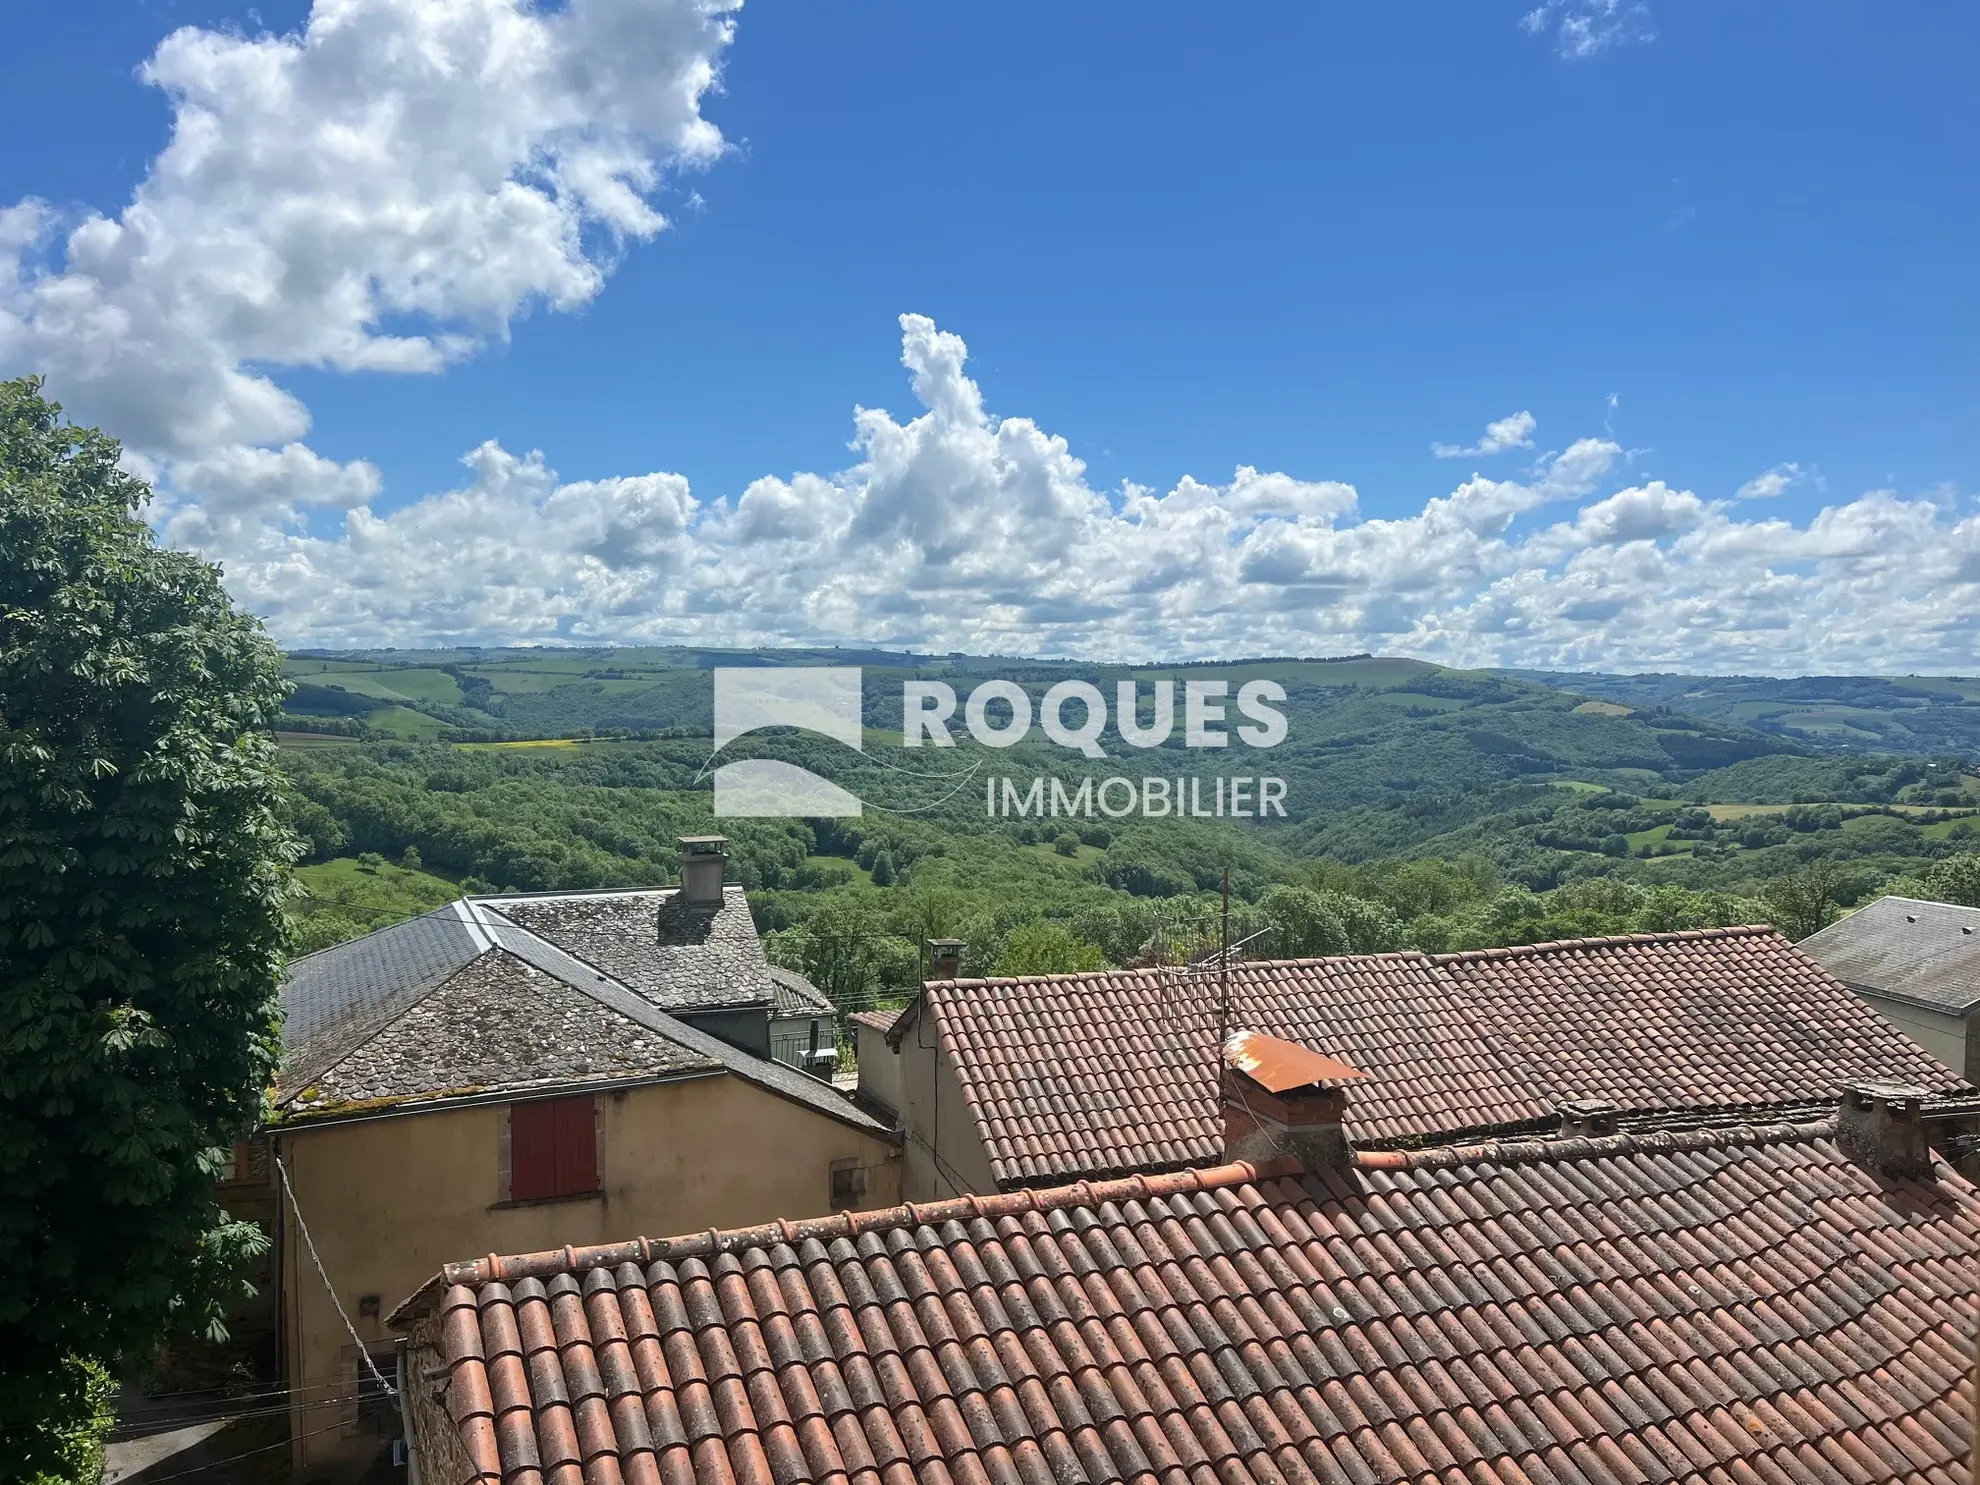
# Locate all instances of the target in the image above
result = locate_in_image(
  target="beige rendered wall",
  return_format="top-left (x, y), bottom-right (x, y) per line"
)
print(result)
top-left (1855, 991), bottom-right (1971, 1082)
top-left (855, 1022), bottom-right (904, 1118)
top-left (277, 1071), bottom-right (899, 1480)
top-left (894, 1020), bottom-right (999, 1202)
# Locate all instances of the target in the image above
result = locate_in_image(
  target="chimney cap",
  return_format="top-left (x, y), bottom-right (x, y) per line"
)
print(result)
top-left (1558, 1097), bottom-right (1620, 1118)
top-left (679, 835), bottom-right (729, 852)
top-left (1836, 1078), bottom-right (1932, 1179)
top-left (1842, 1078), bottom-right (1928, 1103)
top-left (1222, 1029), bottom-right (1366, 1093)
top-left (1557, 1096), bottom-right (1622, 1138)
top-left (928, 937), bottom-right (966, 951)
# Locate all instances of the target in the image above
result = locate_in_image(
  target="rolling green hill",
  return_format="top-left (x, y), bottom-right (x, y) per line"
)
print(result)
top-left (1501, 669), bottom-right (1980, 761)
top-left (271, 647), bottom-right (1980, 983)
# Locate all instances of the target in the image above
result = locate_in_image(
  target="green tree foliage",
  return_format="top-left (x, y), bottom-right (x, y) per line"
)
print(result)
top-left (1894, 852), bottom-right (1980, 909)
top-left (1759, 860), bottom-right (1844, 941)
top-left (1257, 886), bottom-right (1350, 957)
top-left (763, 895), bottom-right (918, 1012)
top-left (6, 1355), bottom-right (113, 1485)
top-left (0, 378), bottom-right (294, 1461)
top-left (991, 922), bottom-right (1109, 977)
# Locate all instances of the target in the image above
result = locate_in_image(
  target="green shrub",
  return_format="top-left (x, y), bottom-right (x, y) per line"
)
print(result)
top-left (5, 1354), bottom-right (114, 1485)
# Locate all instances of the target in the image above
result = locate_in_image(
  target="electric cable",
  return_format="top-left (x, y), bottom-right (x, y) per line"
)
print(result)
top-left (274, 1153), bottom-right (397, 1399)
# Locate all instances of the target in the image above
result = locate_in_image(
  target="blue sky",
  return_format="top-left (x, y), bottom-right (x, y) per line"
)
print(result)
top-left (3, 1), bottom-right (1977, 668)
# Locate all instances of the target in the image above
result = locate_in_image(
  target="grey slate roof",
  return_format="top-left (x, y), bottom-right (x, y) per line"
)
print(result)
top-left (485, 886), bottom-right (777, 1013)
top-left (281, 902), bottom-right (486, 1096)
top-left (285, 949), bottom-right (716, 1116)
top-left (1800, 895), bottom-right (1980, 1015)
top-left (276, 899), bottom-right (891, 1136)
top-left (765, 964), bottom-right (834, 1019)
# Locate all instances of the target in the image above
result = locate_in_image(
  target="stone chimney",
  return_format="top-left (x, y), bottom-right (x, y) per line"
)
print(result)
top-left (1558, 1098), bottom-right (1621, 1139)
top-left (677, 836), bottom-right (729, 910)
top-left (1220, 1029), bottom-right (1365, 1172)
top-left (927, 938), bottom-right (965, 981)
top-left (1836, 1079), bottom-right (1932, 1179)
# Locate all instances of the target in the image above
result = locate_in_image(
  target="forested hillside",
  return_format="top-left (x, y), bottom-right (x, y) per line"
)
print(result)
top-left (1503, 669), bottom-right (1980, 757)
top-left (277, 648), bottom-right (1980, 1015)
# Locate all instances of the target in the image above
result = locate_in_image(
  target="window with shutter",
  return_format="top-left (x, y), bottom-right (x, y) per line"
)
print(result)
top-left (509, 1095), bottom-right (599, 1201)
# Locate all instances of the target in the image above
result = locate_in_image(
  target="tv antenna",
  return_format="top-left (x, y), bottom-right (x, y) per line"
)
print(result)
top-left (1151, 870), bottom-right (1270, 1062)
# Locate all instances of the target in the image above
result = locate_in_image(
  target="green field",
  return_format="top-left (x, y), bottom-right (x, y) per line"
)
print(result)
top-left (1029, 841), bottom-right (1107, 867)
top-left (293, 855), bottom-right (462, 953)
top-left (283, 660), bottom-right (463, 704)
top-left (455, 737), bottom-right (589, 751)
top-left (1706, 801), bottom-right (1974, 821)
top-left (362, 705), bottom-right (450, 739)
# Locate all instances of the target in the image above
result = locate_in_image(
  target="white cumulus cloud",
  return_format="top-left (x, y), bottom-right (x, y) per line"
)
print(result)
top-left (1432, 410), bottom-right (1537, 460)
top-left (1737, 462), bottom-right (1804, 500)
top-left (8, 0), bottom-right (1976, 678)
top-left (0, 0), bottom-right (738, 514)
top-left (185, 313), bottom-right (1980, 674)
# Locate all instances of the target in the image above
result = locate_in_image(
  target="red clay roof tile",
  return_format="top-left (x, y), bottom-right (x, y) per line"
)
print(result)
top-left (910, 930), bottom-right (1963, 1190)
top-left (407, 1124), bottom-right (1977, 1485)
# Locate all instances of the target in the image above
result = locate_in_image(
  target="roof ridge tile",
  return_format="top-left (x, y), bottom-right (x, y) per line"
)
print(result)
top-left (428, 1158), bottom-right (1297, 1294)
top-left (1430, 924), bottom-right (1778, 964)
top-left (422, 1117), bottom-right (1846, 1301)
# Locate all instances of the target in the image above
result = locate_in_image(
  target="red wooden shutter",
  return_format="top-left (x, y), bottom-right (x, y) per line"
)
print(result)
top-left (510, 1096), bottom-right (595, 1200)
top-left (552, 1095), bottom-right (598, 1195)
top-left (510, 1100), bottom-right (558, 1201)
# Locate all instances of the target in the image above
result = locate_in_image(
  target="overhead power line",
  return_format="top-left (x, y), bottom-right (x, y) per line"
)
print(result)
top-left (275, 1153), bottom-right (398, 1401)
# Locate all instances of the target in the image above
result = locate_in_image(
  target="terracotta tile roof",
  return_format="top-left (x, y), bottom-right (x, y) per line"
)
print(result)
top-left (916, 954), bottom-right (1555, 1187)
top-left (907, 928), bottom-right (1966, 1190)
top-left (850, 1009), bottom-right (904, 1036)
top-left (1799, 896), bottom-right (1980, 1016)
top-left (1433, 926), bottom-right (1963, 1111)
top-left (397, 1120), bottom-right (1980, 1485)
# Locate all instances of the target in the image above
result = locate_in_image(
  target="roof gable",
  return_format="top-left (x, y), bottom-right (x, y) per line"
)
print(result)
top-left (280, 902), bottom-right (487, 1094)
top-left (402, 1120), bottom-right (1980, 1485)
top-left (276, 899), bottom-right (893, 1137)
top-left (764, 964), bottom-right (834, 1018)
top-left (1799, 895), bottom-right (1980, 1015)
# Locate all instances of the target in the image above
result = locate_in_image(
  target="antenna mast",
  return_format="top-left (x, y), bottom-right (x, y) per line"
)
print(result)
top-left (1217, 868), bottom-right (1231, 1056)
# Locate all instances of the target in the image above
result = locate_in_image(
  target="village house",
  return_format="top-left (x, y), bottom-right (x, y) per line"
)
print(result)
top-left (391, 1026), bottom-right (1980, 1485)
top-left (258, 839), bottom-right (896, 1483)
top-left (874, 925), bottom-right (1971, 1199)
top-left (1799, 895), bottom-right (1980, 1083)
top-left (846, 1008), bottom-right (906, 1122)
